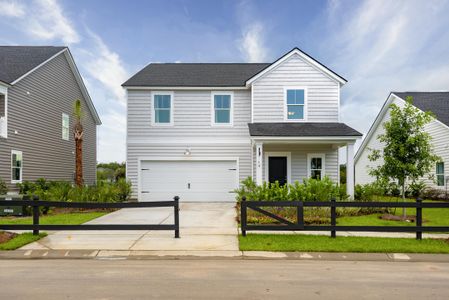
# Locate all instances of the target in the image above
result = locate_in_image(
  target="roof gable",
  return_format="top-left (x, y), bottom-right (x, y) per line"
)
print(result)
top-left (0, 46), bottom-right (101, 125)
top-left (355, 92), bottom-right (449, 163)
top-left (0, 46), bottom-right (66, 84)
top-left (393, 92), bottom-right (449, 127)
top-left (245, 48), bottom-right (347, 86)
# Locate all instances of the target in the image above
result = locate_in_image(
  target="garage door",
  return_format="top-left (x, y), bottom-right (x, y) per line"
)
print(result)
top-left (140, 160), bottom-right (238, 202)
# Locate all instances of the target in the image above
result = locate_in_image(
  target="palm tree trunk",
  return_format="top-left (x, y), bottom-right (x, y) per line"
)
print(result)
top-left (75, 138), bottom-right (83, 187)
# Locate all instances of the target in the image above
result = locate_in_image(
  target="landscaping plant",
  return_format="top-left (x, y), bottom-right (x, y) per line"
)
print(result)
top-left (368, 96), bottom-right (440, 218)
top-left (0, 177), bottom-right (7, 195)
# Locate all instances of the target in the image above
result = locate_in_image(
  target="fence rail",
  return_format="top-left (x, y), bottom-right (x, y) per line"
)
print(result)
top-left (0, 196), bottom-right (180, 238)
top-left (240, 197), bottom-right (449, 240)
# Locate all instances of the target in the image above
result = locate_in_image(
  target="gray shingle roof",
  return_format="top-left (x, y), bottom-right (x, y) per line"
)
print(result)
top-left (0, 46), bottom-right (66, 84)
top-left (393, 92), bottom-right (449, 127)
top-left (122, 63), bottom-right (270, 87)
top-left (248, 122), bottom-right (362, 137)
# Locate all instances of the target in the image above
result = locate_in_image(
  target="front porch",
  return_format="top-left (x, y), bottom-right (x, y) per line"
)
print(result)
top-left (248, 122), bottom-right (362, 199)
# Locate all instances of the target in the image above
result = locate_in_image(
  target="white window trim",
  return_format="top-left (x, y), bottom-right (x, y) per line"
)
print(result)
top-left (0, 86), bottom-right (8, 139)
top-left (436, 162), bottom-right (445, 186)
top-left (307, 153), bottom-right (325, 179)
top-left (283, 87), bottom-right (308, 122)
top-left (151, 91), bottom-right (174, 126)
top-left (264, 152), bottom-right (292, 184)
top-left (211, 91), bottom-right (234, 126)
top-left (11, 150), bottom-right (23, 184)
top-left (62, 113), bottom-right (69, 141)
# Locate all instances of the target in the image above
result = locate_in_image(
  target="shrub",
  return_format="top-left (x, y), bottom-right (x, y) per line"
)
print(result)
top-left (235, 176), bottom-right (344, 202)
top-left (408, 180), bottom-right (427, 198)
top-left (17, 179), bottom-right (132, 203)
top-left (0, 177), bottom-right (7, 195)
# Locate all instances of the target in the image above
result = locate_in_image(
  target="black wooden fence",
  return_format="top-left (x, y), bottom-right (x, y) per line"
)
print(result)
top-left (240, 197), bottom-right (449, 240)
top-left (0, 196), bottom-right (180, 238)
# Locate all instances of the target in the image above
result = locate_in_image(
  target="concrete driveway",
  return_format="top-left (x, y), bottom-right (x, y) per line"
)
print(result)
top-left (21, 203), bottom-right (239, 251)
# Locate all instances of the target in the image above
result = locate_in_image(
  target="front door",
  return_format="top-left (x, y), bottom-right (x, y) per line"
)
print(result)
top-left (268, 157), bottom-right (287, 185)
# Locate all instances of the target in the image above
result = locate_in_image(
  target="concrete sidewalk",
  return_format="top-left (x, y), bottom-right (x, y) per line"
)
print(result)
top-left (2, 249), bottom-right (449, 263)
top-left (20, 203), bottom-right (239, 251)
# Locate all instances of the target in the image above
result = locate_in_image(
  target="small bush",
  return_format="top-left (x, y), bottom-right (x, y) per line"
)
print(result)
top-left (0, 177), bottom-right (7, 195)
top-left (234, 176), bottom-right (345, 202)
top-left (408, 180), bottom-right (427, 198)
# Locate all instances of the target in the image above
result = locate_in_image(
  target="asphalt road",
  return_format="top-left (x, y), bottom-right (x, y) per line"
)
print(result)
top-left (1, 259), bottom-right (448, 299)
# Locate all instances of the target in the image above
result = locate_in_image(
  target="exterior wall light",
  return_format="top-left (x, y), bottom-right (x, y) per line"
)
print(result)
top-left (184, 148), bottom-right (191, 156)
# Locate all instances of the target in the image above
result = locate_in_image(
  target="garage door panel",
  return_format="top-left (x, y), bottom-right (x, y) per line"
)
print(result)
top-left (140, 160), bottom-right (237, 202)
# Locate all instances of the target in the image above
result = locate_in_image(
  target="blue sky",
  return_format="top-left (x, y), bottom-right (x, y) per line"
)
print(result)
top-left (1, 0), bottom-right (449, 162)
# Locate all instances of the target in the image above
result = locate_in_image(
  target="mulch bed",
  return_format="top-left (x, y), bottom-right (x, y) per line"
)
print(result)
top-left (0, 231), bottom-right (18, 244)
top-left (380, 214), bottom-right (427, 223)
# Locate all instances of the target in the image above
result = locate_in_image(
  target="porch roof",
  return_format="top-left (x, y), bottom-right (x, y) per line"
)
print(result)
top-left (248, 122), bottom-right (362, 137)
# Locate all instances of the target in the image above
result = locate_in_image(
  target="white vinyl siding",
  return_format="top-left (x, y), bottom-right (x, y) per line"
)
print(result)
top-left (252, 53), bottom-right (339, 123)
top-left (127, 89), bottom-right (252, 199)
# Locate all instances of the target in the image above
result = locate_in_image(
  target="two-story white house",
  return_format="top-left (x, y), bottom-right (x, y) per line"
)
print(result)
top-left (123, 48), bottom-right (362, 202)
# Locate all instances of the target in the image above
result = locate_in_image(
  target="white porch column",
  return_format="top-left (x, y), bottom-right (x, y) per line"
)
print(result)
top-left (346, 143), bottom-right (355, 200)
top-left (255, 142), bottom-right (263, 185)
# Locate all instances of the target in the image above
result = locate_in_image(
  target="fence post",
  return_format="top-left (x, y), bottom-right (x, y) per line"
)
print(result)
top-left (174, 196), bottom-right (180, 238)
top-left (330, 197), bottom-right (336, 238)
top-left (297, 201), bottom-right (304, 229)
top-left (241, 196), bottom-right (247, 237)
top-left (33, 195), bottom-right (39, 236)
top-left (416, 198), bottom-right (422, 240)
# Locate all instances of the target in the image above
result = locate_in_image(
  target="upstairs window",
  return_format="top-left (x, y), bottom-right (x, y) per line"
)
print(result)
top-left (153, 93), bottom-right (173, 125)
top-left (212, 93), bottom-right (232, 125)
top-left (285, 88), bottom-right (306, 120)
top-left (11, 150), bottom-right (22, 183)
top-left (62, 113), bottom-right (69, 140)
top-left (436, 162), bottom-right (445, 186)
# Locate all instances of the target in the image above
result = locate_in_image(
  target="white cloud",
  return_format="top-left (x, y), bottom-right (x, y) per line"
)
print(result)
top-left (239, 22), bottom-right (268, 63)
top-left (0, 0), bottom-right (79, 44)
top-left (326, 0), bottom-right (449, 138)
top-left (0, 0), bottom-right (25, 17)
top-left (27, 0), bottom-right (80, 44)
top-left (82, 29), bottom-right (128, 104)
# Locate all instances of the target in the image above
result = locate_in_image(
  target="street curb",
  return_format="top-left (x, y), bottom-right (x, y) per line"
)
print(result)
top-left (1, 250), bottom-right (449, 262)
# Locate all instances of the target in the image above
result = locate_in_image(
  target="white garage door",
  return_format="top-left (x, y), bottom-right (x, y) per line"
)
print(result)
top-left (140, 160), bottom-right (238, 202)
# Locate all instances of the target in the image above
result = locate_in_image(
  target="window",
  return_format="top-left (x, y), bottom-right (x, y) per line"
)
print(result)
top-left (436, 162), bottom-right (445, 186)
top-left (285, 88), bottom-right (306, 120)
top-left (212, 93), bottom-right (232, 125)
top-left (308, 154), bottom-right (325, 180)
top-left (62, 113), bottom-right (69, 140)
top-left (153, 93), bottom-right (173, 125)
top-left (11, 150), bottom-right (22, 183)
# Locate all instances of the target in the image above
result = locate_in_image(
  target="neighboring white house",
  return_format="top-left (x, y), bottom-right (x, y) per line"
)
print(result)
top-left (122, 48), bottom-right (362, 202)
top-left (355, 92), bottom-right (449, 191)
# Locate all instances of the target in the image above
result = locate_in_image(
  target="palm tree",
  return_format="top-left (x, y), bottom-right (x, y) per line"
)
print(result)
top-left (73, 99), bottom-right (84, 187)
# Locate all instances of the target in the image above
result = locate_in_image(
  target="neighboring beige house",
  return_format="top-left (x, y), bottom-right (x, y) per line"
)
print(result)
top-left (0, 46), bottom-right (101, 191)
top-left (355, 92), bottom-right (449, 191)
top-left (123, 48), bottom-right (362, 202)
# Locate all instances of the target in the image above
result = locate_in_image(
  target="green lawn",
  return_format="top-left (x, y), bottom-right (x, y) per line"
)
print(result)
top-left (0, 211), bottom-right (109, 225)
top-left (239, 234), bottom-right (449, 253)
top-left (338, 205), bottom-right (449, 227)
top-left (0, 232), bottom-right (47, 250)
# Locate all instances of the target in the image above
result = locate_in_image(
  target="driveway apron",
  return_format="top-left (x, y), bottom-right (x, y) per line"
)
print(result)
top-left (20, 203), bottom-right (239, 251)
